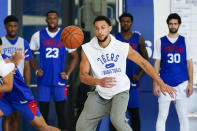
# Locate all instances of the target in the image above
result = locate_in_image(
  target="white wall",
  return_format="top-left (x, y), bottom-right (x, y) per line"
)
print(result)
top-left (153, 0), bottom-right (171, 42)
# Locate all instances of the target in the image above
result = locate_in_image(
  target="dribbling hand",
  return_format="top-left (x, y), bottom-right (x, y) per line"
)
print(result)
top-left (99, 77), bottom-right (116, 88)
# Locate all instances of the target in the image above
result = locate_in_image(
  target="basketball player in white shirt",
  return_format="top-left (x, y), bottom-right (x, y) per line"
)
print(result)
top-left (76, 16), bottom-right (176, 131)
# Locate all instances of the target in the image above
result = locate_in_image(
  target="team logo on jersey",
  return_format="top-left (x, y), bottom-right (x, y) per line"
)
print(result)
top-left (105, 63), bottom-right (115, 68)
top-left (2, 47), bottom-right (22, 56)
top-left (58, 82), bottom-right (66, 86)
top-left (97, 53), bottom-right (122, 75)
top-left (20, 100), bottom-right (28, 104)
top-left (97, 53), bottom-right (119, 65)
top-left (42, 40), bottom-right (63, 48)
top-left (164, 45), bottom-right (184, 53)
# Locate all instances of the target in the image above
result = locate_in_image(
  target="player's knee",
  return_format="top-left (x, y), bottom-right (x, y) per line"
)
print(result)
top-left (76, 118), bottom-right (89, 131)
top-left (158, 112), bottom-right (168, 120)
top-left (178, 114), bottom-right (188, 124)
top-left (110, 114), bottom-right (128, 127)
top-left (76, 119), bottom-right (84, 131)
top-left (30, 116), bottom-right (48, 131)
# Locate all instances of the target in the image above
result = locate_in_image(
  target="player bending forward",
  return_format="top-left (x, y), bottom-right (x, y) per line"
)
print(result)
top-left (0, 40), bottom-right (60, 131)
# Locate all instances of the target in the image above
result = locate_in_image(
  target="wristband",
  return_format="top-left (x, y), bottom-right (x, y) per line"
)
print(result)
top-left (66, 75), bottom-right (69, 80)
top-left (188, 83), bottom-right (193, 86)
top-left (35, 69), bottom-right (38, 75)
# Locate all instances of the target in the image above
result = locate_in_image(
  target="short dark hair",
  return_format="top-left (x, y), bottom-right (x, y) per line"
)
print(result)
top-left (166, 13), bottom-right (181, 24)
top-left (119, 13), bottom-right (133, 22)
top-left (0, 38), bottom-right (2, 45)
top-left (4, 15), bottom-right (18, 25)
top-left (93, 16), bottom-right (111, 26)
top-left (46, 10), bottom-right (59, 17)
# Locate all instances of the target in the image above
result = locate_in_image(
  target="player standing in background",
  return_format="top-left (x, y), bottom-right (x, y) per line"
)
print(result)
top-left (153, 13), bottom-right (193, 131)
top-left (30, 10), bottom-right (78, 131)
top-left (76, 15), bottom-right (176, 131)
top-left (1, 15), bottom-right (33, 131)
top-left (111, 13), bottom-right (149, 131)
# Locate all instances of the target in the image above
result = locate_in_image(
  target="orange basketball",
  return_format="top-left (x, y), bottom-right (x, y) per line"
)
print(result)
top-left (61, 25), bottom-right (84, 49)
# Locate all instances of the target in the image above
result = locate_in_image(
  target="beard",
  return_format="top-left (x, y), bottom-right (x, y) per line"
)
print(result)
top-left (121, 26), bottom-right (130, 32)
top-left (97, 35), bottom-right (108, 42)
top-left (48, 24), bottom-right (58, 30)
top-left (169, 28), bottom-right (178, 34)
top-left (7, 32), bottom-right (17, 38)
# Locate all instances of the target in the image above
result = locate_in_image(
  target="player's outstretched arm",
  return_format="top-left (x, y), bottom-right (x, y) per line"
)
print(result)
top-left (153, 59), bottom-right (161, 97)
top-left (127, 46), bottom-right (176, 98)
top-left (132, 36), bottom-right (149, 81)
top-left (11, 48), bottom-right (29, 65)
top-left (80, 49), bottom-right (116, 88)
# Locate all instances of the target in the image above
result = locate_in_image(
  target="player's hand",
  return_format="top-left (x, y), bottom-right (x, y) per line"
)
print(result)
top-left (99, 77), bottom-right (116, 88)
top-left (153, 86), bottom-right (160, 97)
top-left (60, 72), bottom-right (69, 80)
top-left (186, 83), bottom-right (193, 97)
top-left (11, 48), bottom-right (29, 65)
top-left (36, 69), bottom-right (44, 77)
top-left (160, 83), bottom-right (176, 98)
top-left (132, 74), bottom-right (140, 82)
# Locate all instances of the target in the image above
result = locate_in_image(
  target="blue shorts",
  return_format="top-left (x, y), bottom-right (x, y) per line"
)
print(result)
top-left (128, 85), bottom-right (141, 108)
top-left (37, 85), bottom-right (68, 102)
top-left (0, 98), bottom-right (41, 121)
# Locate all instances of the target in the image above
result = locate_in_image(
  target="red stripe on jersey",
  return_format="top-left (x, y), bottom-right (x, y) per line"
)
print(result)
top-left (28, 100), bottom-right (37, 116)
top-left (64, 86), bottom-right (68, 97)
top-left (0, 93), bottom-right (2, 98)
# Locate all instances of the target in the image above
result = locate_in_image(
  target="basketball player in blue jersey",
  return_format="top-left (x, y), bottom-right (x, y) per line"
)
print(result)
top-left (1, 15), bottom-right (33, 131)
top-left (111, 13), bottom-right (149, 131)
top-left (30, 10), bottom-right (78, 131)
top-left (153, 13), bottom-right (193, 131)
top-left (76, 16), bottom-right (176, 131)
top-left (0, 44), bottom-right (60, 131)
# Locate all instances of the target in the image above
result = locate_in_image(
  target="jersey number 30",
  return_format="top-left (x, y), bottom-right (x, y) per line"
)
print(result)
top-left (46, 48), bottom-right (59, 58)
top-left (167, 53), bottom-right (180, 63)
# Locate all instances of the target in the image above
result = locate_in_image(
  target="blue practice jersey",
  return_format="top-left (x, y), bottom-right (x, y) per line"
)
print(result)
top-left (160, 35), bottom-right (188, 87)
top-left (115, 32), bottom-right (140, 84)
top-left (1, 54), bottom-right (34, 102)
top-left (38, 29), bottom-right (67, 86)
top-left (1, 36), bottom-right (33, 75)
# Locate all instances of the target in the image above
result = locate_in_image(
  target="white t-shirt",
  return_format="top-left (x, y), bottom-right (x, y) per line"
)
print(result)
top-left (82, 35), bottom-right (130, 99)
top-left (0, 55), bottom-right (15, 77)
top-left (153, 35), bottom-right (192, 60)
top-left (30, 27), bottom-right (76, 53)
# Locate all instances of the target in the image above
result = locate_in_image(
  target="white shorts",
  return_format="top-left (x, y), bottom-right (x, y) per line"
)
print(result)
top-left (158, 81), bottom-right (188, 102)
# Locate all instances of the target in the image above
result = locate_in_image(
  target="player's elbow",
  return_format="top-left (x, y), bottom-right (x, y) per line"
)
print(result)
top-left (79, 72), bottom-right (89, 84)
top-left (79, 73), bottom-right (86, 83)
top-left (6, 84), bottom-right (13, 92)
top-left (3, 83), bottom-right (13, 92)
